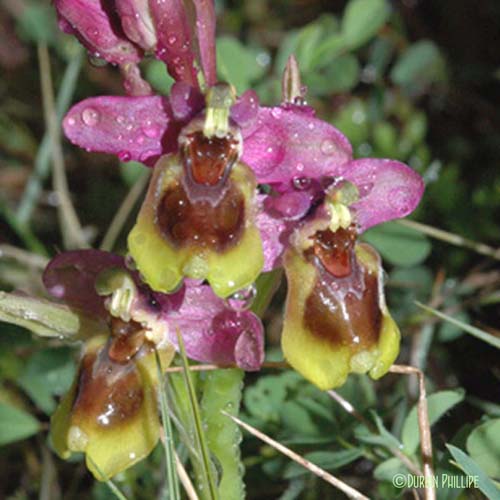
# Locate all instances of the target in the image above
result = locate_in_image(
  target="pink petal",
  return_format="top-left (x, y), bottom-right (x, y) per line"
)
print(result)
top-left (63, 96), bottom-right (181, 164)
top-left (241, 105), bottom-right (353, 184)
top-left (150, 0), bottom-right (199, 88)
top-left (54, 0), bottom-right (141, 65)
top-left (115, 0), bottom-right (157, 51)
top-left (169, 284), bottom-right (265, 370)
top-left (169, 82), bottom-right (205, 120)
top-left (193, 0), bottom-right (217, 87)
top-left (231, 90), bottom-right (259, 128)
top-left (43, 250), bottom-right (124, 318)
top-left (256, 197), bottom-right (293, 271)
top-left (339, 159), bottom-right (425, 231)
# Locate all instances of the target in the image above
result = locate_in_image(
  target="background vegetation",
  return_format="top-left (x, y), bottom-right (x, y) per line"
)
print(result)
top-left (0, 0), bottom-right (499, 498)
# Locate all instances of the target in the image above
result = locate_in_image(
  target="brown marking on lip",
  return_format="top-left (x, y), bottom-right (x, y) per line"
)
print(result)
top-left (182, 131), bottom-right (239, 186)
top-left (157, 180), bottom-right (245, 252)
top-left (307, 226), bottom-right (357, 278)
top-left (108, 317), bottom-right (146, 364)
top-left (303, 271), bottom-right (382, 349)
top-left (71, 349), bottom-right (144, 429)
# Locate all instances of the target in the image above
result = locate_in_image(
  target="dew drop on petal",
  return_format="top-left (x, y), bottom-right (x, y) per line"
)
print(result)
top-left (271, 108), bottom-right (282, 119)
top-left (225, 284), bottom-right (257, 312)
top-left (293, 176), bottom-right (311, 190)
top-left (320, 139), bottom-right (337, 156)
top-left (142, 124), bottom-right (161, 138)
top-left (116, 115), bottom-right (126, 125)
top-left (167, 35), bottom-right (177, 45)
top-left (81, 107), bottom-right (100, 126)
top-left (388, 186), bottom-right (413, 215)
top-left (136, 134), bottom-right (146, 145)
top-left (118, 150), bottom-right (132, 162)
top-left (66, 116), bottom-right (76, 126)
top-left (357, 182), bottom-right (374, 197)
top-left (296, 162), bottom-right (305, 172)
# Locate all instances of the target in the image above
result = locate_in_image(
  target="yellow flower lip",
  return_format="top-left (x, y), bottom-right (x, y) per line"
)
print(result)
top-left (51, 334), bottom-right (175, 480)
top-left (281, 202), bottom-right (400, 390)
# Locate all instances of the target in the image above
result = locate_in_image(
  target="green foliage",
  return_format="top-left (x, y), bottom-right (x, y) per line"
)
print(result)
top-left (466, 419), bottom-right (500, 479)
top-left (0, 401), bottom-right (40, 446)
top-left (401, 389), bottom-right (465, 454)
top-left (446, 445), bottom-right (500, 500)
top-left (363, 222), bottom-right (431, 267)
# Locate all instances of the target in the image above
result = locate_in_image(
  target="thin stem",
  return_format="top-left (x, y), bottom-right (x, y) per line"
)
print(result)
top-left (398, 219), bottom-right (500, 260)
top-left (163, 361), bottom-right (289, 374)
top-left (389, 365), bottom-right (435, 500)
top-left (222, 411), bottom-right (370, 500)
top-left (175, 451), bottom-right (199, 500)
top-left (327, 390), bottom-right (423, 478)
top-left (37, 44), bottom-right (87, 249)
top-left (0, 244), bottom-right (48, 268)
top-left (17, 47), bottom-right (84, 224)
top-left (100, 171), bottom-right (150, 251)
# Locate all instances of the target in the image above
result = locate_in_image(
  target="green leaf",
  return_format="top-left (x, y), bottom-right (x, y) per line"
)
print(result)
top-left (305, 54), bottom-right (360, 96)
top-left (402, 389), bottom-right (465, 454)
top-left (363, 221), bottom-right (431, 267)
top-left (466, 419), bottom-right (500, 479)
top-left (373, 457), bottom-right (407, 482)
top-left (0, 402), bottom-right (40, 446)
top-left (446, 444), bottom-right (500, 500)
top-left (201, 369), bottom-right (245, 500)
top-left (391, 40), bottom-right (446, 90)
top-left (217, 36), bottom-right (268, 93)
top-left (342, 0), bottom-right (390, 50)
top-left (17, 347), bottom-right (76, 414)
top-left (144, 59), bottom-right (174, 95)
top-left (284, 449), bottom-right (363, 479)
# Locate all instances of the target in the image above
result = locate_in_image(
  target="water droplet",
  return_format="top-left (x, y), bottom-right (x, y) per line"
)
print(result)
top-left (321, 139), bottom-right (337, 156)
top-left (66, 117), bottom-right (76, 126)
top-left (118, 150), bottom-right (132, 162)
top-left (167, 35), bottom-right (177, 45)
top-left (271, 108), bottom-right (282, 119)
top-left (81, 107), bottom-right (100, 126)
top-left (136, 134), bottom-right (145, 145)
top-left (296, 162), bottom-right (305, 172)
top-left (225, 284), bottom-right (257, 312)
top-left (357, 182), bottom-right (374, 197)
top-left (292, 176), bottom-right (311, 190)
top-left (388, 187), bottom-right (413, 215)
top-left (88, 53), bottom-right (107, 67)
top-left (142, 124), bottom-right (161, 138)
top-left (116, 115), bottom-right (126, 124)
top-left (308, 122), bottom-right (315, 130)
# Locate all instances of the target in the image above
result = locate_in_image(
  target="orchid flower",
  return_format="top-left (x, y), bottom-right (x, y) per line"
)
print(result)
top-left (40, 249), bottom-right (263, 479)
top-left (56, 0), bottom-right (424, 391)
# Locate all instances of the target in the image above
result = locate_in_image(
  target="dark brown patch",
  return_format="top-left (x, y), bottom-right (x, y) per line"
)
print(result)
top-left (182, 131), bottom-right (239, 186)
top-left (157, 181), bottom-right (245, 252)
top-left (108, 317), bottom-right (146, 364)
top-left (307, 226), bottom-right (357, 278)
top-left (304, 271), bottom-right (382, 349)
top-left (72, 349), bottom-right (144, 428)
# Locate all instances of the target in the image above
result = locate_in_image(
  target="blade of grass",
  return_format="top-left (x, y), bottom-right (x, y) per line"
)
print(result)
top-left (416, 301), bottom-right (500, 350)
top-left (222, 411), bottom-right (370, 500)
top-left (398, 219), bottom-right (500, 260)
top-left (100, 170), bottom-right (150, 251)
top-left (86, 456), bottom-right (128, 500)
top-left (37, 43), bottom-right (87, 249)
top-left (176, 331), bottom-right (219, 500)
top-left (154, 349), bottom-right (181, 500)
top-left (17, 46), bottom-right (84, 224)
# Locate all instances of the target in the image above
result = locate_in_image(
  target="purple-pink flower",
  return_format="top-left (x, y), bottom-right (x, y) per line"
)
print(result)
top-left (55, 0), bottom-right (424, 390)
